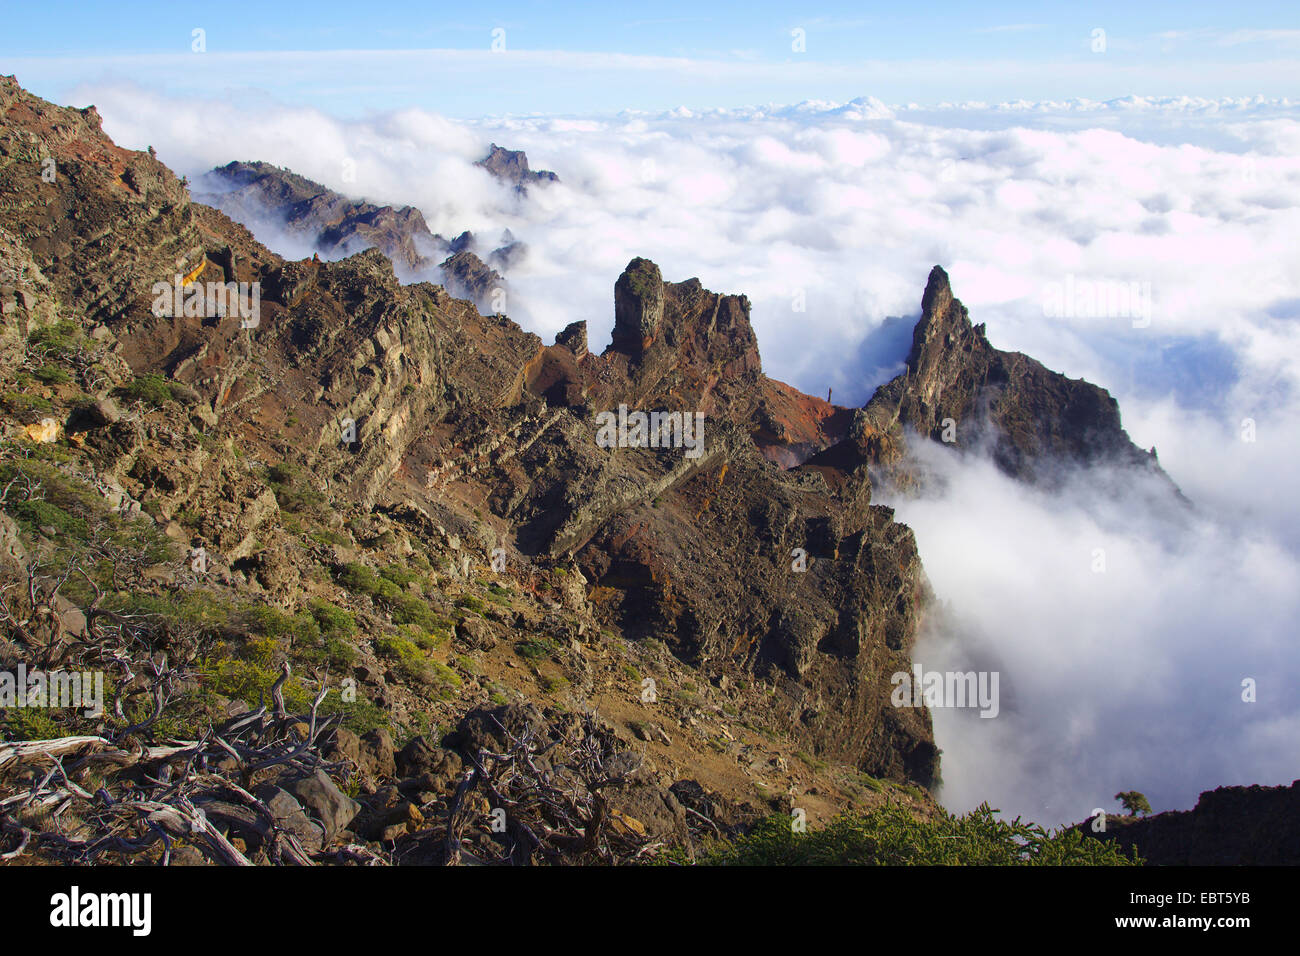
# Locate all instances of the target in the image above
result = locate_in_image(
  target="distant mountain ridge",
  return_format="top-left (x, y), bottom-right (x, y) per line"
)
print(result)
top-left (196, 155), bottom-right (536, 307)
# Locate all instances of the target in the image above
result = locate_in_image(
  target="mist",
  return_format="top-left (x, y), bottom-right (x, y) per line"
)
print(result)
top-left (877, 436), bottom-right (1300, 826)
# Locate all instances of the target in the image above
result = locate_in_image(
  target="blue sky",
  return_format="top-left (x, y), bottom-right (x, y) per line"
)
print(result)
top-left (2, 1), bottom-right (1298, 115)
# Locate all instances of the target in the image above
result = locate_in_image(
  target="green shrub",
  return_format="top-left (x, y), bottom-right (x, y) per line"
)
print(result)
top-left (198, 650), bottom-right (382, 734)
top-left (1, 392), bottom-right (53, 414)
top-left (9, 497), bottom-right (88, 539)
top-left (388, 592), bottom-right (438, 629)
top-left (457, 595), bottom-right (486, 614)
top-left (515, 637), bottom-right (557, 662)
top-left (106, 589), bottom-right (233, 634)
top-left (118, 373), bottom-right (176, 408)
top-left (308, 527), bottom-right (351, 547)
top-left (676, 803), bottom-right (1143, 866)
top-left (379, 564), bottom-right (421, 589)
top-left (374, 633), bottom-right (461, 698)
top-left (401, 624), bottom-right (448, 652)
top-left (34, 364), bottom-right (71, 385)
top-left (0, 705), bottom-right (63, 742)
top-left (453, 654), bottom-right (481, 675)
top-left (27, 319), bottom-right (81, 351)
top-left (338, 562), bottom-right (384, 596)
top-left (308, 599), bottom-right (356, 638)
top-left (247, 605), bottom-right (321, 644)
top-left (539, 673), bottom-right (569, 693)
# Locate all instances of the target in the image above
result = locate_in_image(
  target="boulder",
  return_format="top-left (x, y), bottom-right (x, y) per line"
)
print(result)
top-left (284, 770), bottom-right (360, 842)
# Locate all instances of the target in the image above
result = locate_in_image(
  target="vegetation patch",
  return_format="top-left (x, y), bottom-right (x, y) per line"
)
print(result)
top-left (674, 803), bottom-right (1143, 866)
top-left (117, 373), bottom-right (178, 408)
top-left (514, 637), bottom-right (557, 662)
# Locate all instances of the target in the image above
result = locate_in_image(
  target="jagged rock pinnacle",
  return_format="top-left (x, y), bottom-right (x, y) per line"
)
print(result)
top-left (611, 257), bottom-right (664, 358)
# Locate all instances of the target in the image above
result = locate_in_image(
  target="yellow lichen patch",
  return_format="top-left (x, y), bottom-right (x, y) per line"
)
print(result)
top-left (23, 418), bottom-right (59, 443)
top-left (181, 260), bottom-right (207, 288)
top-left (692, 462), bottom-right (729, 520)
top-left (607, 809), bottom-right (646, 837)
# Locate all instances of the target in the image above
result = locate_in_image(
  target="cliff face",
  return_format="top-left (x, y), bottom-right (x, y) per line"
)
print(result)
top-left (494, 257), bottom-right (939, 783)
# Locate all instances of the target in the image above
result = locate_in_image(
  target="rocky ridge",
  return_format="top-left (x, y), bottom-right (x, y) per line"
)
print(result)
top-left (197, 160), bottom-right (527, 310)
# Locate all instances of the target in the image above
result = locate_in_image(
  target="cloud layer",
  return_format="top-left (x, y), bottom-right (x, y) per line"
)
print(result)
top-left (877, 438), bottom-right (1300, 825)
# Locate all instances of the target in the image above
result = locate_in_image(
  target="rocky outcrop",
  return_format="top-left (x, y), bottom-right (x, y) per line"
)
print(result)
top-left (198, 161), bottom-right (439, 273)
top-left (864, 265), bottom-right (1178, 487)
top-left (439, 250), bottom-right (504, 309)
top-left (610, 257), bottom-right (665, 358)
top-left (476, 143), bottom-right (559, 193)
top-left (0, 76), bottom-right (202, 329)
top-left (1077, 781), bottom-right (1300, 865)
top-left (198, 161), bottom-right (526, 283)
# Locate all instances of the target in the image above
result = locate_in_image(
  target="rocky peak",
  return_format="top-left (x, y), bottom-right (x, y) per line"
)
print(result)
top-left (910, 265), bottom-right (982, 366)
top-left (610, 257), bottom-right (664, 359)
top-left (555, 320), bottom-right (588, 358)
top-left (606, 258), bottom-right (762, 383)
top-left (439, 250), bottom-right (504, 310)
top-left (865, 265), bottom-right (1179, 488)
top-left (476, 143), bottom-right (560, 193)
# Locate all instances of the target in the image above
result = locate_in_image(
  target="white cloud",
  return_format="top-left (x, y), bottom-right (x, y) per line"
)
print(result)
top-left (877, 438), bottom-right (1300, 827)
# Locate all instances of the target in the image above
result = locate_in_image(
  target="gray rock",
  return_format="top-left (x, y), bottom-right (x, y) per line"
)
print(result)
top-left (80, 396), bottom-right (120, 427)
top-left (259, 785), bottom-right (325, 853)
top-left (360, 727), bottom-right (396, 779)
top-left (285, 770), bottom-right (360, 842)
top-left (455, 616), bottom-right (497, 650)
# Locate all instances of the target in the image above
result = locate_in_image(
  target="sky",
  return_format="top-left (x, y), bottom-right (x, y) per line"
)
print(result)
top-left (3, 2), bottom-right (1298, 828)
top-left (2, 1), bottom-right (1299, 115)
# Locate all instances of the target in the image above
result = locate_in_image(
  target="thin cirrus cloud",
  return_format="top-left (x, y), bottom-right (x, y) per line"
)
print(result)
top-left (73, 79), bottom-right (1300, 827)
top-left (11, 39), bottom-right (1298, 116)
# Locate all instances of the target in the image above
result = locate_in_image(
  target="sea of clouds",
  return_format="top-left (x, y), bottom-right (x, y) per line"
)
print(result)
top-left (78, 82), bottom-right (1300, 826)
